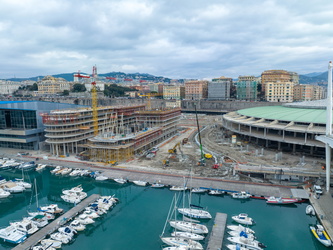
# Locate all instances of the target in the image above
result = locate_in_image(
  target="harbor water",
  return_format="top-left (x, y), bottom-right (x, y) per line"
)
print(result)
top-left (0, 169), bottom-right (328, 250)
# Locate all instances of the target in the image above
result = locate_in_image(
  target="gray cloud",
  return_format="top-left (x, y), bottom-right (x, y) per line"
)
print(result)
top-left (1, 0), bottom-right (333, 79)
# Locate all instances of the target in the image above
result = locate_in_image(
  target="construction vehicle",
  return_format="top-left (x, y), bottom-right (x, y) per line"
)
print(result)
top-left (204, 153), bottom-right (213, 159)
top-left (168, 142), bottom-right (181, 154)
top-left (162, 159), bottom-right (169, 167)
top-left (182, 138), bottom-right (188, 145)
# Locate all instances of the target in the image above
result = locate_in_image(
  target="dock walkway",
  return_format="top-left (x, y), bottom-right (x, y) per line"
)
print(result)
top-left (206, 212), bottom-right (227, 250)
top-left (13, 194), bottom-right (100, 250)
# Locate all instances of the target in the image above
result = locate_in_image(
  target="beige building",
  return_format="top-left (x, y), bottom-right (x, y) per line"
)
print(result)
top-left (0, 80), bottom-right (24, 95)
top-left (185, 80), bottom-right (208, 100)
top-left (294, 84), bottom-right (324, 102)
top-left (265, 81), bottom-right (294, 102)
top-left (163, 85), bottom-right (185, 100)
top-left (261, 70), bottom-right (298, 94)
top-left (37, 76), bottom-right (71, 95)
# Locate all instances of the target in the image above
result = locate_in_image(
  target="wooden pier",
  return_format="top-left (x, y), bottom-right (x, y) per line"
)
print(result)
top-left (206, 212), bottom-right (227, 250)
top-left (13, 194), bottom-right (100, 250)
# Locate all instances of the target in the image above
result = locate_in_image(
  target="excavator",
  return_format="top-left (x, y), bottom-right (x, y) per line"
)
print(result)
top-left (168, 142), bottom-right (181, 154)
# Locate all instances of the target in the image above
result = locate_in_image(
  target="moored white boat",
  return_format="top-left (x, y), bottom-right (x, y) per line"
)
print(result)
top-left (40, 239), bottom-right (62, 249)
top-left (0, 188), bottom-right (10, 198)
top-left (58, 226), bottom-right (76, 237)
top-left (26, 215), bottom-right (49, 228)
top-left (265, 196), bottom-right (298, 205)
top-left (228, 230), bottom-right (255, 239)
top-left (61, 193), bottom-right (86, 204)
top-left (113, 178), bottom-right (127, 184)
top-left (170, 220), bottom-right (208, 234)
top-left (38, 204), bottom-right (63, 214)
top-left (161, 237), bottom-right (203, 249)
top-left (170, 186), bottom-right (187, 191)
top-left (69, 168), bottom-right (83, 176)
top-left (171, 231), bottom-right (205, 241)
top-left (310, 224), bottom-right (332, 247)
top-left (76, 213), bottom-right (95, 225)
top-left (191, 188), bottom-right (206, 193)
top-left (132, 180), bottom-right (147, 186)
top-left (232, 191), bottom-right (251, 199)
top-left (50, 232), bottom-right (72, 244)
top-left (50, 166), bottom-right (62, 174)
top-left (13, 178), bottom-right (32, 189)
top-left (95, 174), bottom-right (108, 181)
top-left (0, 225), bottom-right (27, 244)
top-left (232, 213), bottom-right (254, 226)
top-left (35, 164), bottom-right (47, 171)
top-left (32, 245), bottom-right (56, 250)
top-left (227, 236), bottom-right (266, 250)
top-left (208, 190), bottom-right (224, 195)
top-left (227, 224), bottom-right (255, 235)
top-left (60, 168), bottom-right (72, 175)
top-left (11, 218), bottom-right (39, 235)
top-left (226, 244), bottom-right (249, 250)
top-left (69, 220), bottom-right (86, 231)
top-left (306, 205), bottom-right (315, 216)
top-left (18, 161), bottom-right (36, 171)
top-left (178, 207), bottom-right (212, 219)
top-left (151, 182), bottom-right (165, 188)
top-left (1, 181), bottom-right (25, 193)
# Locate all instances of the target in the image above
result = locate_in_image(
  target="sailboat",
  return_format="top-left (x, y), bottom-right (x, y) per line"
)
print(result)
top-left (177, 170), bottom-right (212, 219)
top-left (161, 194), bottom-right (204, 249)
top-left (28, 179), bottom-right (55, 221)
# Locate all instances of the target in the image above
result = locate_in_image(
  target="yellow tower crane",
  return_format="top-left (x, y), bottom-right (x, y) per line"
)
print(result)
top-left (91, 66), bottom-right (99, 136)
top-left (139, 92), bottom-right (162, 110)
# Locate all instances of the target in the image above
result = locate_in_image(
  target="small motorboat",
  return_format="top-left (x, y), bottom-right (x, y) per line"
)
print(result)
top-left (132, 180), bottom-right (147, 186)
top-left (191, 188), bottom-right (207, 193)
top-left (28, 211), bottom-right (55, 221)
top-left (38, 204), bottom-right (63, 214)
top-left (12, 178), bottom-right (32, 189)
top-left (60, 168), bottom-right (72, 176)
top-left (80, 169), bottom-right (92, 177)
top-left (226, 244), bottom-right (250, 250)
top-left (11, 218), bottom-right (39, 235)
top-left (266, 196), bottom-right (298, 205)
top-left (232, 191), bottom-right (251, 199)
top-left (69, 220), bottom-right (86, 231)
top-left (232, 213), bottom-right (255, 226)
top-left (32, 245), bottom-right (56, 250)
top-left (50, 166), bottom-right (62, 174)
top-left (83, 208), bottom-right (100, 219)
top-left (75, 214), bottom-right (95, 225)
top-left (40, 239), bottom-right (62, 249)
top-left (50, 232), bottom-right (72, 244)
top-left (161, 237), bottom-right (203, 249)
top-left (310, 224), bottom-right (332, 247)
top-left (169, 220), bottom-right (209, 234)
top-left (113, 178), bottom-right (127, 184)
top-left (306, 205), bottom-right (315, 216)
top-left (58, 226), bottom-right (76, 237)
top-left (95, 174), bottom-right (108, 181)
top-left (208, 190), bottom-right (224, 195)
top-left (228, 230), bottom-right (255, 239)
top-left (170, 186), bottom-right (187, 191)
top-left (151, 181), bottom-right (165, 188)
top-left (26, 215), bottom-right (49, 228)
top-left (227, 236), bottom-right (266, 250)
top-left (0, 188), bottom-right (10, 198)
top-left (18, 161), bottom-right (36, 171)
top-left (1, 181), bottom-right (26, 193)
top-left (171, 231), bottom-right (205, 241)
top-left (227, 224), bottom-right (255, 235)
top-left (0, 225), bottom-right (27, 244)
top-left (69, 168), bottom-right (83, 176)
top-left (35, 164), bottom-right (47, 171)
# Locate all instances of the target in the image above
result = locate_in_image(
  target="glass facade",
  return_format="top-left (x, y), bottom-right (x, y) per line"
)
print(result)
top-left (0, 141), bottom-right (34, 150)
top-left (0, 110), bottom-right (37, 129)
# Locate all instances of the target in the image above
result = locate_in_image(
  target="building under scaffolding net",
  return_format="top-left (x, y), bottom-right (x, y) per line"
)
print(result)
top-left (41, 105), bottom-right (181, 162)
top-left (85, 108), bottom-right (181, 162)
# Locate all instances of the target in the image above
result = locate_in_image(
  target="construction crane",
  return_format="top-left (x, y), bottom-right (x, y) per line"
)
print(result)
top-left (168, 142), bottom-right (181, 154)
top-left (91, 66), bottom-right (99, 136)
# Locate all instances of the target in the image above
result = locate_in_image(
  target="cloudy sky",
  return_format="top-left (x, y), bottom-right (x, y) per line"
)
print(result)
top-left (1, 0), bottom-right (333, 79)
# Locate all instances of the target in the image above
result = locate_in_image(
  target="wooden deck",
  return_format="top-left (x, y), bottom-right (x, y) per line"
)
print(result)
top-left (206, 212), bottom-right (227, 250)
top-left (13, 194), bottom-right (100, 250)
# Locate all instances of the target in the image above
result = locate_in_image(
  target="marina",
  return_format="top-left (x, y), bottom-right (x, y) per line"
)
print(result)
top-left (13, 194), bottom-right (100, 250)
top-left (206, 213), bottom-right (227, 250)
top-left (0, 166), bottom-right (329, 249)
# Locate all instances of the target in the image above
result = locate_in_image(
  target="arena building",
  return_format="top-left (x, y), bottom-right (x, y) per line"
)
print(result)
top-left (222, 100), bottom-right (328, 157)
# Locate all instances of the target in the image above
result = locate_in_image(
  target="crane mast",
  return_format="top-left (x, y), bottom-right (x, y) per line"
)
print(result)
top-left (91, 66), bottom-right (99, 136)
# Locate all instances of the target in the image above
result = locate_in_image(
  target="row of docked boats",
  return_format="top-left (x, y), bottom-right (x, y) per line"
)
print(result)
top-left (49, 166), bottom-right (109, 181)
top-left (0, 158), bottom-right (38, 171)
top-left (0, 175), bottom-right (32, 198)
top-left (32, 195), bottom-right (119, 249)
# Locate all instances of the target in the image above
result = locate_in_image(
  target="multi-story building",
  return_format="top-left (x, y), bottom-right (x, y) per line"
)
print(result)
top-left (0, 101), bottom-right (81, 150)
top-left (0, 80), bottom-right (24, 95)
top-left (185, 80), bottom-right (208, 100)
top-left (265, 81), bottom-right (294, 102)
top-left (236, 76), bottom-right (258, 101)
top-left (42, 104), bottom-right (180, 162)
top-left (37, 76), bottom-right (71, 95)
top-left (163, 85), bottom-right (185, 100)
top-left (84, 81), bottom-right (105, 92)
top-left (294, 84), bottom-right (324, 102)
top-left (148, 83), bottom-right (164, 94)
top-left (207, 77), bottom-right (232, 100)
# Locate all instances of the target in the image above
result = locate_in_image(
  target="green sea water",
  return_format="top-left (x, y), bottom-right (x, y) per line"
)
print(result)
top-left (0, 169), bottom-right (328, 250)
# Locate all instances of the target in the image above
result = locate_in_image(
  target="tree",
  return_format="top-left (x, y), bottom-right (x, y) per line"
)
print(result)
top-left (62, 90), bottom-right (69, 96)
top-left (73, 83), bottom-right (86, 92)
top-left (103, 84), bottom-right (138, 97)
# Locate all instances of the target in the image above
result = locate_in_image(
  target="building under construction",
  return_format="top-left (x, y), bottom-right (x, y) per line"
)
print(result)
top-left (41, 105), bottom-right (181, 162)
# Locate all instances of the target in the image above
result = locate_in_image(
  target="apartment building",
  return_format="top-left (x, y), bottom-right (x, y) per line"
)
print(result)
top-left (0, 80), bottom-right (24, 95)
top-left (37, 76), bottom-right (71, 95)
top-left (294, 84), bottom-right (324, 101)
top-left (236, 76), bottom-right (258, 101)
top-left (163, 85), bottom-right (185, 100)
top-left (208, 77), bottom-right (232, 100)
top-left (185, 80), bottom-right (208, 100)
top-left (265, 81), bottom-right (294, 102)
